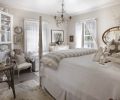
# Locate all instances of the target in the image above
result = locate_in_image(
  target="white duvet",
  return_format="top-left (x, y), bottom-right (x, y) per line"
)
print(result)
top-left (42, 54), bottom-right (120, 100)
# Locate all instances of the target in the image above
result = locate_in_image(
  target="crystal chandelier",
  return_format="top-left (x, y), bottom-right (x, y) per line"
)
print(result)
top-left (54, 0), bottom-right (72, 27)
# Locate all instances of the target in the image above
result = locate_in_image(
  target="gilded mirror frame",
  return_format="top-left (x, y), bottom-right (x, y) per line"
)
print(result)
top-left (102, 26), bottom-right (120, 44)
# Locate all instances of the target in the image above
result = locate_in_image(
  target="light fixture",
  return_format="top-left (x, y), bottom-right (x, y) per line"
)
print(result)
top-left (54, 0), bottom-right (72, 27)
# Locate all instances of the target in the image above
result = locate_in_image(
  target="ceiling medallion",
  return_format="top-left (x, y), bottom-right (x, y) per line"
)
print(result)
top-left (54, 0), bottom-right (72, 27)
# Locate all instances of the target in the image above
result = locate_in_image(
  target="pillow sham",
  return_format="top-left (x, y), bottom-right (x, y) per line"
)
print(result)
top-left (106, 40), bottom-right (120, 54)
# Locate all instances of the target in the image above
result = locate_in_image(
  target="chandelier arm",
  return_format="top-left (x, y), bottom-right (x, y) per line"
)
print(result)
top-left (54, 0), bottom-right (72, 27)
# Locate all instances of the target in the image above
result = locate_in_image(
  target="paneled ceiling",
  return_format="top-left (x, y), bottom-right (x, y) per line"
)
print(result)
top-left (0, 0), bottom-right (119, 15)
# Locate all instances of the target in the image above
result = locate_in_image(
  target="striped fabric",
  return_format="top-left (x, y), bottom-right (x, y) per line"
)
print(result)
top-left (41, 48), bottom-right (97, 69)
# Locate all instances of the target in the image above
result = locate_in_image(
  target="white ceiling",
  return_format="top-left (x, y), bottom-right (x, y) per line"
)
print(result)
top-left (0, 0), bottom-right (119, 15)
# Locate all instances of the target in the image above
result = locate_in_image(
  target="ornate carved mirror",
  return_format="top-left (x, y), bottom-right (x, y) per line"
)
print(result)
top-left (102, 26), bottom-right (120, 44)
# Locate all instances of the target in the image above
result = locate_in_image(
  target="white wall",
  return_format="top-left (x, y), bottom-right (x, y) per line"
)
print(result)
top-left (68, 4), bottom-right (120, 48)
top-left (1, 3), bottom-right (120, 50)
top-left (0, 3), bottom-right (68, 50)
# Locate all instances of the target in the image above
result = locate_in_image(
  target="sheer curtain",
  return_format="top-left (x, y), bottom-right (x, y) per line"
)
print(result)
top-left (24, 19), bottom-right (49, 54)
top-left (85, 20), bottom-right (98, 49)
top-left (42, 22), bottom-right (49, 53)
top-left (75, 19), bottom-right (98, 49)
top-left (24, 19), bottom-right (39, 54)
top-left (75, 22), bottom-right (83, 48)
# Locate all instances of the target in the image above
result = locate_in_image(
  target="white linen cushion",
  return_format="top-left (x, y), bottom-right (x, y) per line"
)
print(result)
top-left (18, 62), bottom-right (32, 69)
top-left (16, 53), bottom-right (26, 64)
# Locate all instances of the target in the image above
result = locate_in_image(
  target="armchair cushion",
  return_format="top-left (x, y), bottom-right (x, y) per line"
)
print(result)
top-left (17, 62), bottom-right (32, 70)
top-left (16, 53), bottom-right (26, 64)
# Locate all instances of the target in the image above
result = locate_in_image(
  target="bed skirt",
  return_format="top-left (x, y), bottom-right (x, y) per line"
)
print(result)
top-left (40, 54), bottom-right (119, 100)
top-left (41, 75), bottom-right (97, 100)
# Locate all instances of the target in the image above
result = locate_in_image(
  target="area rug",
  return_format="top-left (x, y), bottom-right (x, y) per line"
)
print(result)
top-left (0, 80), bottom-right (53, 100)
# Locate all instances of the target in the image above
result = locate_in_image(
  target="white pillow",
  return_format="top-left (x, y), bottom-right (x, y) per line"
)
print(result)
top-left (16, 53), bottom-right (26, 64)
top-left (93, 47), bottom-right (103, 62)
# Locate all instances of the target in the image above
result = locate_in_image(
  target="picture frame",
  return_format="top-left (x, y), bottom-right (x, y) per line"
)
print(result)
top-left (14, 34), bottom-right (23, 44)
top-left (69, 35), bottom-right (74, 42)
top-left (51, 30), bottom-right (64, 43)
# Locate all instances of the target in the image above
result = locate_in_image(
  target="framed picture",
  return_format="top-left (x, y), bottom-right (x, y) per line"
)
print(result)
top-left (14, 34), bottom-right (23, 44)
top-left (69, 35), bottom-right (74, 42)
top-left (51, 30), bottom-right (64, 43)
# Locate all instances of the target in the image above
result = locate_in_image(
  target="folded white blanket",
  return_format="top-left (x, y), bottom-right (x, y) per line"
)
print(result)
top-left (41, 48), bottom-right (97, 69)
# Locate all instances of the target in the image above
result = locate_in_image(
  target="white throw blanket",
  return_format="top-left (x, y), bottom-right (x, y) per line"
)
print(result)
top-left (41, 48), bottom-right (97, 69)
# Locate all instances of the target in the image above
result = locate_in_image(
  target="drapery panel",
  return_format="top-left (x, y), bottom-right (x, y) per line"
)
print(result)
top-left (85, 20), bottom-right (98, 49)
top-left (42, 22), bottom-right (49, 52)
top-left (75, 19), bottom-right (98, 49)
top-left (24, 19), bottom-right (49, 54)
top-left (24, 19), bottom-right (39, 54)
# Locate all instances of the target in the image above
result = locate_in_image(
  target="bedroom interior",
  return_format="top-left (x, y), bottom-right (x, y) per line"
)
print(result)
top-left (0, 0), bottom-right (120, 100)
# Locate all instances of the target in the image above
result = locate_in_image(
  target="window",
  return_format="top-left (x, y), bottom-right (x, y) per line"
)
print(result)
top-left (24, 19), bottom-right (49, 54)
top-left (24, 19), bottom-right (39, 53)
top-left (75, 19), bottom-right (97, 49)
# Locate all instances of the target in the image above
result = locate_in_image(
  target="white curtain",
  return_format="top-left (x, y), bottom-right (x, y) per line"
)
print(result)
top-left (85, 20), bottom-right (98, 49)
top-left (75, 22), bottom-right (83, 48)
top-left (24, 19), bottom-right (39, 54)
top-left (42, 22), bottom-right (50, 52)
top-left (24, 19), bottom-right (49, 54)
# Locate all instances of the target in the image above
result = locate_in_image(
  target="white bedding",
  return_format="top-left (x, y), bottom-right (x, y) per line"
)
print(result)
top-left (41, 54), bottom-right (120, 100)
top-left (41, 48), bottom-right (96, 69)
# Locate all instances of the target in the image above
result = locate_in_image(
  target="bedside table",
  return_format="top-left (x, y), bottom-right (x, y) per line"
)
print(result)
top-left (0, 64), bottom-right (16, 98)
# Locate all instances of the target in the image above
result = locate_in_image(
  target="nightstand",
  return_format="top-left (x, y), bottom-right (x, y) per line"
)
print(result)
top-left (0, 64), bottom-right (16, 98)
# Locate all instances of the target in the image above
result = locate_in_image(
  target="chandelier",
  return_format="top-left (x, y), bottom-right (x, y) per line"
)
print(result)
top-left (54, 0), bottom-right (72, 27)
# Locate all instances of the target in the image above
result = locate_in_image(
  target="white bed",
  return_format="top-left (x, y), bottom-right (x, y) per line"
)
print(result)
top-left (41, 54), bottom-right (120, 100)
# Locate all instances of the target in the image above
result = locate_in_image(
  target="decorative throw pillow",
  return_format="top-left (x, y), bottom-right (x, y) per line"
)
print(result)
top-left (109, 40), bottom-right (117, 54)
top-left (105, 40), bottom-right (120, 55)
top-left (16, 53), bottom-right (26, 64)
top-left (14, 49), bottom-right (22, 55)
top-left (93, 47), bottom-right (103, 62)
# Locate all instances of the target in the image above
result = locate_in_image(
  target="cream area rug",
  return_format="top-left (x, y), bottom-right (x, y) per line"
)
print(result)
top-left (0, 80), bottom-right (53, 100)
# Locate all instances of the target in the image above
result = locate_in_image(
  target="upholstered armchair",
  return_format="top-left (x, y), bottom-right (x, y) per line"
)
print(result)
top-left (13, 49), bottom-right (32, 78)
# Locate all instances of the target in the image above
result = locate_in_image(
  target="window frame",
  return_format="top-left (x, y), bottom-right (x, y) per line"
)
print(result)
top-left (75, 19), bottom-right (97, 48)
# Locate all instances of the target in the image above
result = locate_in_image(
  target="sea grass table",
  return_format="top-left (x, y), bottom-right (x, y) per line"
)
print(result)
top-left (0, 64), bottom-right (16, 98)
